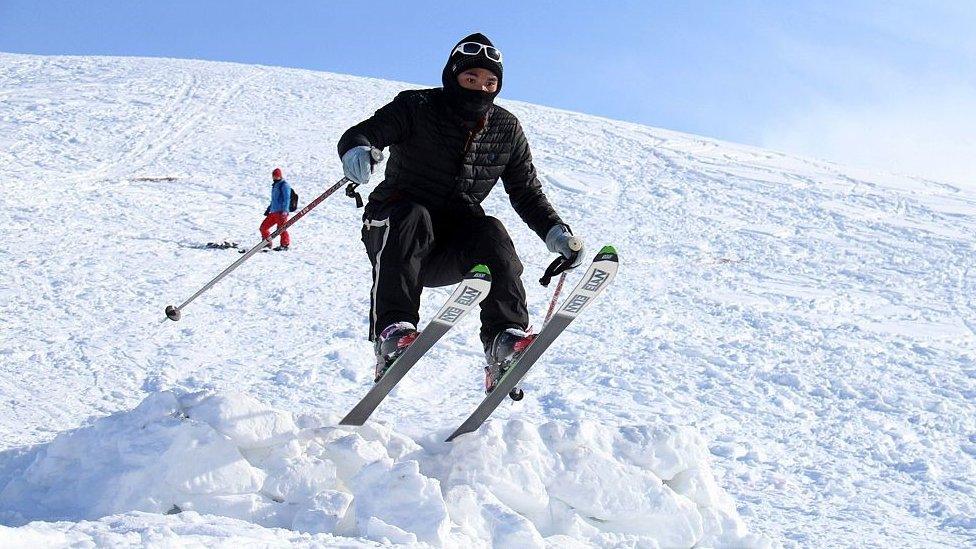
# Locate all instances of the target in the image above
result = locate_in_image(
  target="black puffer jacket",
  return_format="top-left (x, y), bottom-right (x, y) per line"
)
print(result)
top-left (337, 88), bottom-right (563, 240)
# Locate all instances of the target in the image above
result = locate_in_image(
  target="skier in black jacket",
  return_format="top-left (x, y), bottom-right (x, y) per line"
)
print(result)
top-left (337, 32), bottom-right (584, 391)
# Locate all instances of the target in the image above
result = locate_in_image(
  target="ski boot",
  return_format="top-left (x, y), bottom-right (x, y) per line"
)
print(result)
top-left (374, 322), bottom-right (419, 382)
top-left (484, 328), bottom-right (536, 401)
top-left (274, 244), bottom-right (289, 251)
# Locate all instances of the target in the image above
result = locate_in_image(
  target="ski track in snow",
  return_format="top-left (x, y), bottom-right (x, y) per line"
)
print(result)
top-left (1, 52), bottom-right (975, 547)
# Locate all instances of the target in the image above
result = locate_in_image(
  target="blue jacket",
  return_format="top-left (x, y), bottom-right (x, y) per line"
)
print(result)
top-left (268, 179), bottom-right (292, 214)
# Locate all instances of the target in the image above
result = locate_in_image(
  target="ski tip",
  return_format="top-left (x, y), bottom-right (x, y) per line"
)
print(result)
top-left (596, 245), bottom-right (618, 261)
top-left (467, 264), bottom-right (492, 282)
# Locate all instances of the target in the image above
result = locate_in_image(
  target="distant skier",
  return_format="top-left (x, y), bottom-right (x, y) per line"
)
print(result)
top-left (261, 168), bottom-right (291, 251)
top-left (337, 33), bottom-right (584, 392)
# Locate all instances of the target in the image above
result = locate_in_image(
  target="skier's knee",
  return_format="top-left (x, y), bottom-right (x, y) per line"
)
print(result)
top-left (480, 217), bottom-right (522, 277)
top-left (506, 253), bottom-right (524, 278)
top-left (480, 216), bottom-right (508, 238)
top-left (490, 248), bottom-right (523, 280)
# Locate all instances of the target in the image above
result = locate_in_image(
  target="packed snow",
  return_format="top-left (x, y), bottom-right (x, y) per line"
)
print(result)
top-left (1, 52), bottom-right (974, 547)
top-left (0, 391), bottom-right (763, 547)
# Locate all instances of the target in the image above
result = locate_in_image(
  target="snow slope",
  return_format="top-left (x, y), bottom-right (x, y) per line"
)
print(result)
top-left (1, 52), bottom-right (974, 547)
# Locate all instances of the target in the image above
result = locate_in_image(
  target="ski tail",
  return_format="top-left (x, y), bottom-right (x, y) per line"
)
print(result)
top-left (446, 247), bottom-right (618, 442)
top-left (339, 264), bottom-right (492, 426)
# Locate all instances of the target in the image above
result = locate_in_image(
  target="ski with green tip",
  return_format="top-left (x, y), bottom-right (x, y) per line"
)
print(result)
top-left (340, 264), bottom-right (492, 426)
top-left (446, 247), bottom-right (619, 442)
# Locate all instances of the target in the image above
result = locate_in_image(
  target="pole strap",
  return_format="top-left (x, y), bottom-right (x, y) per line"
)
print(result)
top-left (539, 255), bottom-right (573, 287)
top-left (345, 182), bottom-right (364, 208)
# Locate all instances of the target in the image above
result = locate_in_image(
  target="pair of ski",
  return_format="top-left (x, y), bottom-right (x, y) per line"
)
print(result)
top-left (339, 246), bottom-right (619, 442)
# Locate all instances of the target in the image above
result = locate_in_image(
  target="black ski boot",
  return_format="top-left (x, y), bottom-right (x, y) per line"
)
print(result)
top-left (484, 328), bottom-right (535, 400)
top-left (374, 322), bottom-right (419, 382)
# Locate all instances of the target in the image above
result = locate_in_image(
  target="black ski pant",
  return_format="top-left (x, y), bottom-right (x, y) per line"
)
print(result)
top-left (362, 200), bottom-right (528, 349)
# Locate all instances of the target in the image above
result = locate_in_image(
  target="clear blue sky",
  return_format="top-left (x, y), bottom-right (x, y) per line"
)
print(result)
top-left (2, 1), bottom-right (973, 185)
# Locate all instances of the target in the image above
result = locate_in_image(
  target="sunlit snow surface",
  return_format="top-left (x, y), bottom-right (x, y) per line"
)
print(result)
top-left (0, 53), bottom-right (974, 547)
top-left (0, 391), bottom-right (764, 547)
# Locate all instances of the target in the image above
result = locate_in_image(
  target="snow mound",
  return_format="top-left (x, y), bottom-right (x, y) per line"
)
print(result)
top-left (0, 392), bottom-right (770, 547)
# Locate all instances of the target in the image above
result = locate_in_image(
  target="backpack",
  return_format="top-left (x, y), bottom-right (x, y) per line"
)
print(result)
top-left (289, 189), bottom-right (299, 212)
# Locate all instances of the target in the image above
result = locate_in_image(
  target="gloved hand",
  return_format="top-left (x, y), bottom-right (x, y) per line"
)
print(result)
top-left (545, 224), bottom-right (584, 268)
top-left (341, 146), bottom-right (377, 185)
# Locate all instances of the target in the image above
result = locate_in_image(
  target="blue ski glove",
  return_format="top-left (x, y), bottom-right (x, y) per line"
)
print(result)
top-left (545, 224), bottom-right (584, 268)
top-left (341, 146), bottom-right (377, 186)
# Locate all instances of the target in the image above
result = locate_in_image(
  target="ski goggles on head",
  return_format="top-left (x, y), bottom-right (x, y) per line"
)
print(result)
top-left (452, 42), bottom-right (503, 63)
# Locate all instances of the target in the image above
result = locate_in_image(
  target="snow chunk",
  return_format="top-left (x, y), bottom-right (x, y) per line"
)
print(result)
top-left (352, 459), bottom-right (450, 545)
top-left (445, 485), bottom-right (546, 548)
top-left (432, 419), bottom-right (722, 547)
top-left (291, 490), bottom-right (354, 535)
top-left (180, 391), bottom-right (298, 450)
top-left (0, 391), bottom-right (768, 547)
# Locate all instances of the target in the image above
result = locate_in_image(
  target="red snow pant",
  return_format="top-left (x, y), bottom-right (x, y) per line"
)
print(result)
top-left (260, 212), bottom-right (291, 247)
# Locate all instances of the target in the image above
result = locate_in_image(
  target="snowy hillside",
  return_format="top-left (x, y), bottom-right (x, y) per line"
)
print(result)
top-left (0, 52), bottom-right (974, 547)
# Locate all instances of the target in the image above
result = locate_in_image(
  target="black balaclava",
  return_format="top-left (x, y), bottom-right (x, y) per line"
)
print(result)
top-left (441, 32), bottom-right (503, 121)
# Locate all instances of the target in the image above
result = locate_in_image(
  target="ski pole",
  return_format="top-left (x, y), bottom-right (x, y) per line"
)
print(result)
top-left (165, 176), bottom-right (349, 321)
top-left (543, 271), bottom-right (567, 325)
top-left (165, 176), bottom-right (347, 321)
top-left (166, 149), bottom-right (384, 321)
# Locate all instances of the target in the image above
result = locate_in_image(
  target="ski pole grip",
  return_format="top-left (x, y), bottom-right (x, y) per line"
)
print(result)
top-left (539, 255), bottom-right (572, 287)
top-left (566, 236), bottom-right (582, 253)
top-left (539, 235), bottom-right (582, 286)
